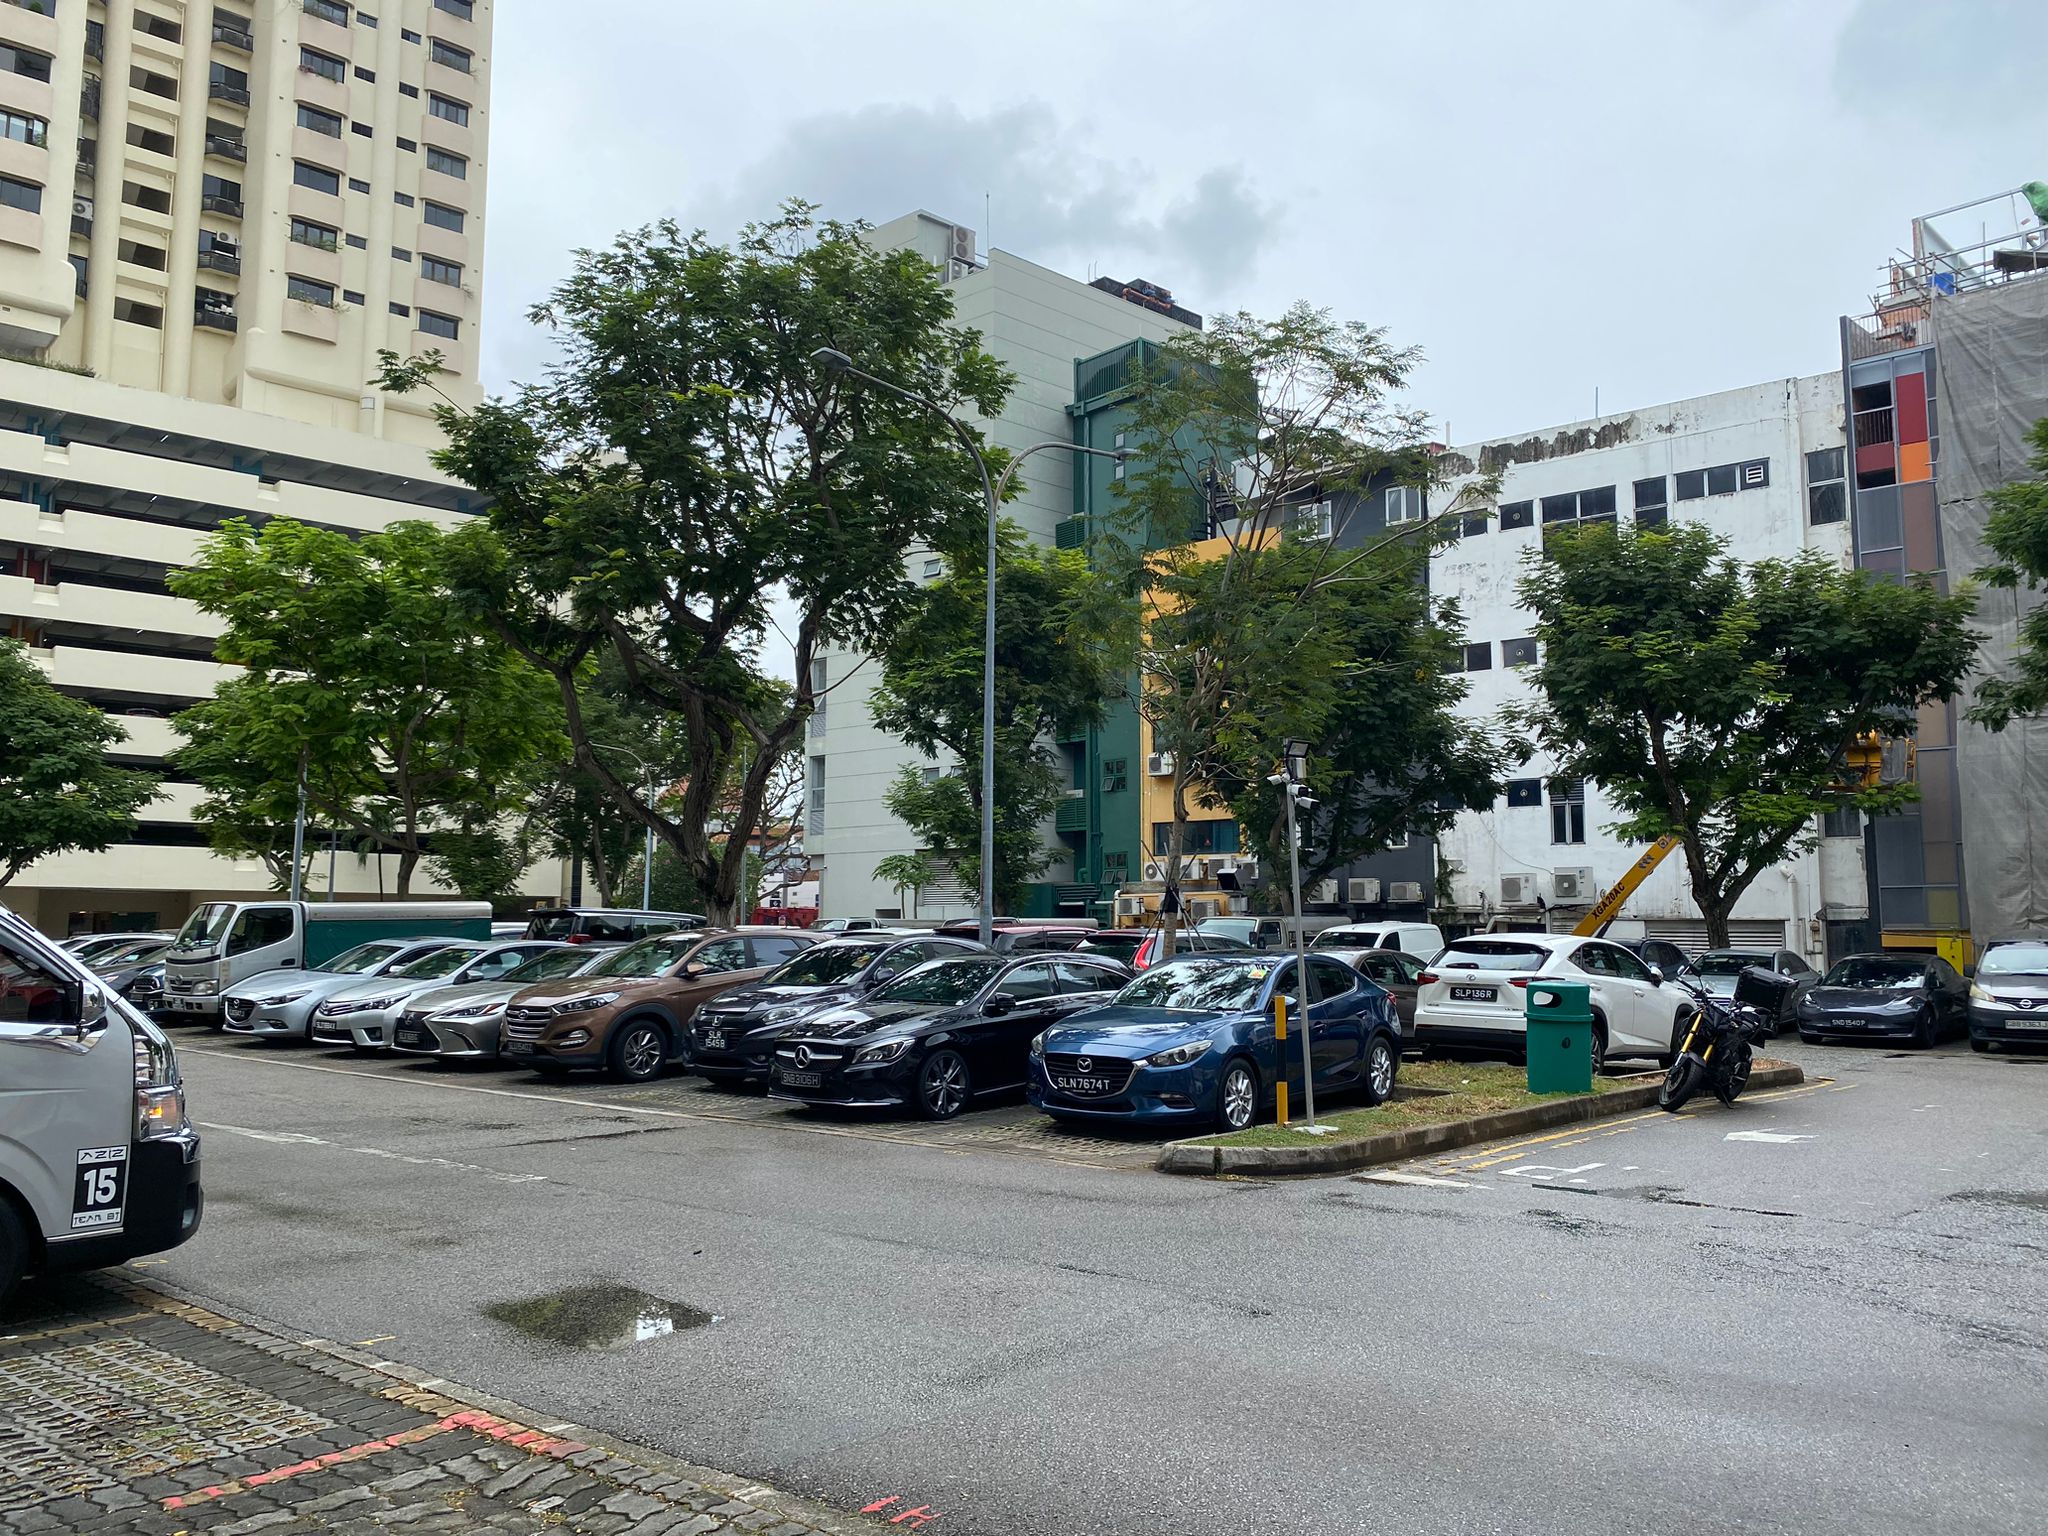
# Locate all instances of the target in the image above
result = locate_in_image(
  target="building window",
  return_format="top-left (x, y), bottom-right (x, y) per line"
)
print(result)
top-left (210, 62), bottom-right (250, 98)
top-left (1540, 486), bottom-right (1617, 531)
top-left (343, 288), bottom-right (365, 305)
top-left (429, 38), bottom-right (472, 72)
top-left (428, 92), bottom-right (469, 126)
top-left (1386, 830), bottom-right (1409, 850)
top-left (394, 191), bottom-right (415, 206)
top-left (423, 200), bottom-right (464, 232)
top-left (1707, 463), bottom-right (1739, 496)
top-left (128, 181), bottom-right (174, 214)
top-left (388, 301), bottom-right (410, 316)
top-left (396, 136), bottom-right (417, 152)
top-left (399, 83), bottom-right (419, 98)
top-left (348, 176), bottom-right (371, 193)
top-left (136, 11), bottom-right (183, 41)
top-left (353, 66), bottom-right (376, 83)
top-left (358, 10), bottom-right (379, 26)
top-left (921, 557), bottom-right (941, 579)
top-left (434, 0), bottom-right (474, 16)
top-left (130, 66), bottom-right (179, 100)
top-left (1549, 778), bottom-right (1587, 845)
top-left (1675, 469), bottom-right (1705, 501)
top-left (425, 146), bottom-right (466, 179)
top-left (300, 47), bottom-right (346, 83)
top-left (1501, 637), bottom-right (1538, 668)
top-left (1381, 485), bottom-right (1424, 525)
top-left (0, 109), bottom-right (46, 148)
top-left (293, 160), bottom-right (341, 196)
top-left (0, 173), bottom-right (41, 214)
top-left (297, 103), bottom-right (343, 137)
top-left (351, 122), bottom-right (373, 138)
top-left (1103, 758), bottom-right (1128, 795)
top-left (200, 173), bottom-right (242, 205)
top-left (1806, 446), bottom-right (1847, 526)
top-left (345, 232), bottom-right (367, 249)
top-left (392, 246), bottom-right (412, 261)
top-left (113, 299), bottom-right (163, 328)
top-left (401, 27), bottom-right (422, 43)
top-left (1293, 500), bottom-right (1332, 540)
top-left (1821, 803), bottom-right (1862, 839)
top-left (288, 274), bottom-right (337, 306)
top-left (420, 255), bottom-right (460, 285)
top-left (290, 216), bottom-right (339, 251)
top-left (68, 253), bottom-right (87, 295)
top-left (1, 45), bottom-right (53, 84)
top-left (304, 0), bottom-right (350, 23)
top-left (1460, 510), bottom-right (1488, 538)
top-left (1505, 778), bottom-right (1543, 809)
top-left (1462, 641), bottom-right (1492, 672)
top-left (1152, 821), bottom-right (1241, 856)
top-left (117, 237), bottom-right (168, 270)
top-left (1500, 500), bottom-right (1534, 530)
top-left (807, 756), bottom-right (826, 836)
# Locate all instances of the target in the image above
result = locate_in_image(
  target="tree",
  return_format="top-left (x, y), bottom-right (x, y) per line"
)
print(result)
top-left (1968, 414), bottom-right (2048, 730)
top-left (170, 517), bottom-right (562, 897)
top-left (1515, 522), bottom-right (1982, 947)
top-left (380, 204), bottom-right (1010, 925)
top-left (1106, 303), bottom-right (1470, 942)
top-left (868, 530), bottom-right (1124, 913)
top-left (0, 640), bottom-right (158, 885)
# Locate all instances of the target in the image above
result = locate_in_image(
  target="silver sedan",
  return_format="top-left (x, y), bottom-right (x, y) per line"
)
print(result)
top-left (390, 945), bottom-right (607, 1059)
top-left (309, 941), bottom-right (567, 1050)
top-left (221, 937), bottom-right (476, 1041)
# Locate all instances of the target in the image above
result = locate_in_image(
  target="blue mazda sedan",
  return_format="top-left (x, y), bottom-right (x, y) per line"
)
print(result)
top-left (1026, 953), bottom-right (1402, 1132)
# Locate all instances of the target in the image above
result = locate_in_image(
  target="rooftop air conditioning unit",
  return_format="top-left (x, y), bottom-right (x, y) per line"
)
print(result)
top-left (1500, 874), bottom-right (1540, 908)
top-left (1115, 896), bottom-right (1145, 917)
top-left (1141, 859), bottom-right (1168, 883)
top-left (950, 224), bottom-right (977, 266)
top-left (1552, 867), bottom-right (1597, 902)
top-left (1310, 879), bottom-right (1340, 906)
top-left (1146, 752), bottom-right (1175, 777)
top-left (1347, 878), bottom-right (1382, 904)
top-left (1388, 881), bottom-right (1425, 904)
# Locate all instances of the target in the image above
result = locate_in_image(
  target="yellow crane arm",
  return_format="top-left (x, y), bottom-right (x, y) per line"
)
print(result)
top-left (1570, 834), bottom-right (1682, 937)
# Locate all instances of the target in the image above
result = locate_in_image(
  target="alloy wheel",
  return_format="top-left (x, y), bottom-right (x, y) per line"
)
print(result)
top-left (1368, 1039), bottom-right (1396, 1101)
top-left (620, 1024), bottom-right (663, 1079)
top-left (921, 1051), bottom-right (968, 1119)
top-left (1220, 1062), bottom-right (1256, 1130)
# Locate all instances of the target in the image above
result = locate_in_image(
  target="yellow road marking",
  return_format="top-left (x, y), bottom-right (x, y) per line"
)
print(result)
top-left (355, 1335), bottom-right (398, 1348)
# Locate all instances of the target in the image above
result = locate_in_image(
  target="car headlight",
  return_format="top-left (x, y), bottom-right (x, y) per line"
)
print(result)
top-left (259, 990), bottom-right (310, 1006)
top-left (762, 1004), bottom-right (808, 1024)
top-left (852, 1037), bottom-right (912, 1066)
top-left (1969, 983), bottom-right (1991, 1001)
top-left (1139, 1039), bottom-right (1212, 1069)
top-left (132, 1025), bottom-right (187, 1139)
top-left (447, 1000), bottom-right (506, 1019)
top-left (556, 992), bottom-right (621, 1013)
top-left (1030, 1030), bottom-right (1046, 1058)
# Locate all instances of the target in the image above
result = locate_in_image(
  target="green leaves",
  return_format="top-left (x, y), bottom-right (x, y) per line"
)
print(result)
top-left (1968, 414), bottom-right (2048, 730)
top-left (0, 641), bottom-right (160, 885)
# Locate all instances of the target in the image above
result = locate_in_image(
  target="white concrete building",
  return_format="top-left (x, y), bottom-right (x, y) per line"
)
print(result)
top-left (1428, 373), bottom-right (1868, 963)
top-left (806, 211), bottom-right (1201, 920)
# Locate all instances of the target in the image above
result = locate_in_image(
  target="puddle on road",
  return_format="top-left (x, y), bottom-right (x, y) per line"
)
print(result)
top-left (485, 1282), bottom-right (719, 1348)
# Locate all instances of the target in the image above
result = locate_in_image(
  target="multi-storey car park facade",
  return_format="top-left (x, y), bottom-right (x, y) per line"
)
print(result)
top-left (0, 0), bottom-right (518, 938)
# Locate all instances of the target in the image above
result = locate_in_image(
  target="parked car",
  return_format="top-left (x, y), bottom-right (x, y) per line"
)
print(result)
top-left (1676, 949), bottom-right (1816, 1034)
top-left (1968, 938), bottom-right (2048, 1052)
top-left (810, 917), bottom-right (895, 934)
top-left (1797, 951), bottom-right (1970, 1047)
top-left (1079, 927), bottom-right (1252, 971)
top-left (521, 907), bottom-right (704, 944)
top-left (496, 928), bottom-right (815, 1080)
top-left (770, 953), bottom-right (1131, 1118)
top-left (686, 934), bottom-right (986, 1082)
top-left (491, 920), bottom-right (532, 939)
top-left (1412, 933), bottom-right (1694, 1070)
top-left (1196, 915), bottom-right (1349, 950)
top-left (62, 931), bottom-right (175, 965)
top-left (389, 943), bottom-right (597, 1060)
top-left (89, 938), bottom-right (172, 1003)
top-left (1341, 948), bottom-right (1429, 1039)
top-left (1309, 922), bottom-right (1446, 964)
top-left (1619, 937), bottom-right (1693, 975)
top-left (932, 919), bottom-right (1099, 954)
top-left (1028, 953), bottom-right (1402, 1132)
top-left (221, 937), bottom-right (477, 1041)
top-left (310, 941), bottom-right (569, 1050)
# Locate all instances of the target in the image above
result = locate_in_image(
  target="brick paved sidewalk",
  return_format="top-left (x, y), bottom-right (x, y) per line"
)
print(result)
top-left (0, 1275), bottom-right (877, 1536)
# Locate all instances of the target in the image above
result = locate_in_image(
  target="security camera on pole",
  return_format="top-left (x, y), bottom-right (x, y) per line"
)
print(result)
top-left (1267, 739), bottom-right (1331, 1134)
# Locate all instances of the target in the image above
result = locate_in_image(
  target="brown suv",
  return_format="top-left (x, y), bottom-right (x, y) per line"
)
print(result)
top-left (499, 928), bottom-right (816, 1082)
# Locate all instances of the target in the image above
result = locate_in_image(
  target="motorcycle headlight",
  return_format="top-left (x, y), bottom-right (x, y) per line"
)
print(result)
top-left (1029, 1030), bottom-right (1047, 1058)
top-left (1139, 1039), bottom-right (1212, 1069)
top-left (852, 1037), bottom-right (912, 1066)
top-left (557, 992), bottom-right (621, 1013)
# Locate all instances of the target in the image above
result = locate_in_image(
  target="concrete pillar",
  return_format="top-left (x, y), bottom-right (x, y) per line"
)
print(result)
top-left (84, 0), bottom-right (134, 378)
top-left (160, 0), bottom-right (215, 393)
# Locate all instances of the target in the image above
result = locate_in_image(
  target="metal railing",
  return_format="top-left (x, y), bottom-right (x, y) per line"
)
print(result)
top-left (1847, 185), bottom-right (2048, 354)
top-left (193, 309), bottom-right (237, 332)
top-left (212, 22), bottom-right (253, 50)
top-left (200, 193), bottom-right (243, 217)
top-left (204, 134), bottom-right (245, 162)
top-left (208, 81), bottom-right (250, 105)
top-left (196, 246), bottom-right (240, 275)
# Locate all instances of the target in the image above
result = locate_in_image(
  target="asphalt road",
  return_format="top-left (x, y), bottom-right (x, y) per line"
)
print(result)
top-left (115, 1033), bottom-right (2048, 1535)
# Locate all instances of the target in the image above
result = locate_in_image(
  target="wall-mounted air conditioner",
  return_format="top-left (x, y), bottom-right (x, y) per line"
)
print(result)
top-left (1115, 896), bottom-right (1145, 917)
top-left (1310, 879), bottom-right (1340, 906)
top-left (1347, 878), bottom-right (1382, 904)
top-left (1500, 874), bottom-right (1540, 907)
top-left (1187, 899), bottom-right (1221, 919)
top-left (1146, 752), bottom-right (1176, 777)
top-left (1552, 867), bottom-right (1596, 902)
top-left (1141, 860), bottom-right (1167, 883)
top-left (1388, 881), bottom-right (1425, 904)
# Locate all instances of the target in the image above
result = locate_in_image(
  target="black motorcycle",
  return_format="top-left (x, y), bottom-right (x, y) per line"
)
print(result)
top-left (1659, 967), bottom-right (1795, 1112)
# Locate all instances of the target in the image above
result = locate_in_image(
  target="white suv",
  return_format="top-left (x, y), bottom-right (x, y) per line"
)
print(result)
top-left (1415, 933), bottom-right (1694, 1071)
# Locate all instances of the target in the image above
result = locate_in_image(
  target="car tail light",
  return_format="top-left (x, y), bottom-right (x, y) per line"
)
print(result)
top-left (1417, 971), bottom-right (1438, 985)
top-left (565, 934), bottom-right (592, 944)
top-left (1134, 938), bottom-right (1155, 969)
top-left (1510, 976), bottom-right (1532, 989)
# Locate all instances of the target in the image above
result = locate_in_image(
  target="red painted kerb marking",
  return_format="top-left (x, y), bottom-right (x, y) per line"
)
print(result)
top-left (161, 1409), bottom-right (590, 1510)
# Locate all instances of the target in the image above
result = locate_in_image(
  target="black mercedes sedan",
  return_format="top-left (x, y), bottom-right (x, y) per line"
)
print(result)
top-left (1796, 951), bottom-right (1969, 1047)
top-left (768, 952), bottom-right (1131, 1118)
top-left (684, 933), bottom-right (985, 1082)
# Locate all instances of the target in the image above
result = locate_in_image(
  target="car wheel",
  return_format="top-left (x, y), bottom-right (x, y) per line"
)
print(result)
top-left (1361, 1035), bottom-right (1397, 1106)
top-left (916, 1049), bottom-right (970, 1120)
top-left (1216, 1056), bottom-right (1259, 1132)
top-left (0, 1198), bottom-right (25, 1308)
top-left (1589, 1016), bottom-right (1610, 1076)
top-left (1911, 1004), bottom-right (1939, 1050)
top-left (607, 1019), bottom-right (668, 1084)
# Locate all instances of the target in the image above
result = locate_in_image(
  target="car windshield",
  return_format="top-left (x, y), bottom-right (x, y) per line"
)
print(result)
top-left (1116, 958), bottom-right (1274, 1013)
top-left (583, 935), bottom-right (689, 979)
top-left (97, 940), bottom-right (169, 967)
top-left (173, 903), bottom-right (235, 952)
top-left (1693, 953), bottom-right (1770, 976)
top-left (874, 957), bottom-right (1004, 1004)
top-left (1821, 956), bottom-right (1927, 989)
top-left (327, 941), bottom-right (409, 974)
top-left (525, 912), bottom-right (576, 939)
top-left (1080, 932), bottom-right (1146, 955)
top-left (394, 945), bottom-right (486, 980)
top-left (505, 948), bottom-right (591, 983)
top-left (769, 945), bottom-right (880, 987)
top-left (1436, 941), bottom-right (1550, 972)
top-left (1979, 943), bottom-right (2048, 978)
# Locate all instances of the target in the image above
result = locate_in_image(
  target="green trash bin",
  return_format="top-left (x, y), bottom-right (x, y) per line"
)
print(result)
top-left (1524, 978), bottom-right (1594, 1094)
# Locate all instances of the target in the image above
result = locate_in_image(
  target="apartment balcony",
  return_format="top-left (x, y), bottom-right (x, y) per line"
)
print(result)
top-left (201, 193), bottom-right (243, 218)
top-left (22, 640), bottom-right (234, 704)
top-left (196, 248), bottom-right (240, 277)
top-left (80, 77), bottom-right (100, 120)
top-left (194, 307), bottom-right (237, 332)
top-left (0, 574), bottom-right (222, 644)
top-left (204, 134), bottom-right (246, 163)
top-left (208, 81), bottom-right (251, 107)
top-left (212, 22), bottom-right (254, 51)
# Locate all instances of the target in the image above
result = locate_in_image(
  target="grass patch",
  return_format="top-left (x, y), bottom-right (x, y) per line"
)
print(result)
top-left (1186, 1059), bottom-right (1640, 1149)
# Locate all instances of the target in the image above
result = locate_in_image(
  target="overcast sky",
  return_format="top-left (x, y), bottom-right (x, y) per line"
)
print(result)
top-left (480, 0), bottom-right (2044, 446)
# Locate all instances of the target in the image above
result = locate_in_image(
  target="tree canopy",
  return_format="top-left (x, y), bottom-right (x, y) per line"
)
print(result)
top-left (1515, 521), bottom-right (1981, 946)
top-left (1968, 413), bottom-right (2048, 730)
top-left (0, 640), bottom-right (159, 886)
top-left (380, 204), bottom-right (1011, 923)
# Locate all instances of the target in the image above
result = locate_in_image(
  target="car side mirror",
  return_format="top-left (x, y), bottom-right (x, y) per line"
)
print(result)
top-left (1648, 966), bottom-right (1665, 986)
top-left (984, 994), bottom-right (1015, 1016)
top-left (72, 979), bottom-right (108, 1039)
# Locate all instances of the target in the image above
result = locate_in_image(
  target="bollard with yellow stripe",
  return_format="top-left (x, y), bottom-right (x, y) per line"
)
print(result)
top-left (1273, 993), bottom-right (1290, 1125)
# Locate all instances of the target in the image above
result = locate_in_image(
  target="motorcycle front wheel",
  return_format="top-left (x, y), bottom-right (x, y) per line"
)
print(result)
top-left (1713, 1042), bottom-right (1754, 1105)
top-left (1658, 1055), bottom-right (1704, 1113)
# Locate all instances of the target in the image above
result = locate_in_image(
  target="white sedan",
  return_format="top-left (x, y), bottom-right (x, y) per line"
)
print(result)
top-left (1414, 933), bottom-right (1694, 1071)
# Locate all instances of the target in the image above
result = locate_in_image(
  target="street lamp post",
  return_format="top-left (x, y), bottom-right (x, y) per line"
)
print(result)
top-left (592, 743), bottom-right (656, 911)
top-left (811, 346), bottom-right (1129, 948)
top-left (1271, 739), bottom-right (1326, 1132)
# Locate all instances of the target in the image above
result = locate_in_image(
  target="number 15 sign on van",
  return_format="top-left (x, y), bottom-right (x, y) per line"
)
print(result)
top-left (72, 1145), bottom-right (129, 1231)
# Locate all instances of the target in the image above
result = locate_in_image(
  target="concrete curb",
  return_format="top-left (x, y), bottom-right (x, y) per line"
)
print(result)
top-left (1156, 1061), bottom-right (1806, 1177)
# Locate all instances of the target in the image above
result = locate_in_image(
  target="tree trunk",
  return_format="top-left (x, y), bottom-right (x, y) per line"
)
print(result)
top-left (395, 848), bottom-right (418, 897)
top-left (1158, 777), bottom-right (1189, 963)
top-left (1700, 898), bottom-right (1733, 950)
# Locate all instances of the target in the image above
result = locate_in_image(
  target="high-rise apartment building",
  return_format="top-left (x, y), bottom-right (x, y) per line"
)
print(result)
top-left (0, 0), bottom-right (510, 939)
top-left (0, 0), bottom-right (487, 442)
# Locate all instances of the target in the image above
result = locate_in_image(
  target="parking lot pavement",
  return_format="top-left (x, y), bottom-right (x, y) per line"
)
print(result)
top-left (0, 1273), bottom-right (863, 1536)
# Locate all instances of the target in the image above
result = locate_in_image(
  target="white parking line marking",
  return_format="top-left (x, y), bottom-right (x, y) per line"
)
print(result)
top-left (1501, 1161), bottom-right (1606, 1182)
top-left (1359, 1171), bottom-right (1484, 1189)
top-left (1723, 1129), bottom-right (1816, 1144)
top-left (196, 1120), bottom-right (549, 1184)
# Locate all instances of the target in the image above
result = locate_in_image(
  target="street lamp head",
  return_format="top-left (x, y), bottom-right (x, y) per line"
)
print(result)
top-left (811, 346), bottom-right (854, 374)
top-left (1282, 739), bottom-right (1310, 784)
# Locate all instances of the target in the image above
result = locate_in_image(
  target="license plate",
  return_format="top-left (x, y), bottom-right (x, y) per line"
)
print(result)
top-left (1450, 986), bottom-right (1496, 1003)
top-left (1052, 1075), bottom-right (1114, 1095)
top-left (2007, 1019), bottom-right (2048, 1031)
top-left (702, 1030), bottom-right (728, 1049)
top-left (395, 1027), bottom-right (427, 1046)
top-left (780, 1070), bottom-right (821, 1088)
top-left (171, 996), bottom-right (209, 1012)
top-left (504, 1041), bottom-right (534, 1056)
